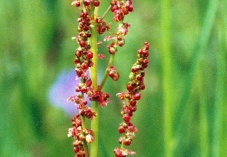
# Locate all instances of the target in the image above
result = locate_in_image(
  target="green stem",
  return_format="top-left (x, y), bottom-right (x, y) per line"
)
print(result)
top-left (102, 5), bottom-right (111, 19)
top-left (99, 54), bottom-right (115, 90)
top-left (79, 0), bottom-right (86, 12)
top-left (121, 141), bottom-right (124, 149)
top-left (90, 6), bottom-right (99, 157)
top-left (161, 0), bottom-right (173, 156)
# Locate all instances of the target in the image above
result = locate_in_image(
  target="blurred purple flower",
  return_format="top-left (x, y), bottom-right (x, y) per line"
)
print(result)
top-left (48, 69), bottom-right (84, 116)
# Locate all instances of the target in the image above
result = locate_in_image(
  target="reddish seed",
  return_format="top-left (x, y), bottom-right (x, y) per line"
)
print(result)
top-left (108, 71), bottom-right (114, 78)
top-left (118, 126), bottom-right (125, 134)
top-left (73, 59), bottom-right (79, 64)
top-left (139, 84), bottom-right (145, 90)
top-left (86, 51), bottom-right (93, 59)
top-left (117, 40), bottom-right (125, 47)
top-left (74, 146), bottom-right (79, 153)
top-left (108, 47), bottom-right (116, 54)
top-left (130, 100), bottom-right (136, 106)
top-left (133, 93), bottom-right (141, 100)
top-left (114, 149), bottom-right (125, 157)
top-left (141, 71), bottom-right (145, 77)
top-left (75, 2), bottom-right (80, 7)
top-left (112, 73), bottom-right (120, 81)
top-left (136, 76), bottom-right (143, 81)
top-left (79, 41), bottom-right (86, 47)
top-left (126, 84), bottom-right (134, 92)
top-left (81, 88), bottom-right (87, 93)
top-left (126, 84), bottom-right (133, 92)
top-left (81, 63), bottom-right (88, 69)
top-left (129, 105), bottom-right (137, 112)
top-left (123, 114), bottom-right (131, 122)
top-left (76, 51), bottom-right (81, 57)
top-left (104, 93), bottom-right (110, 98)
top-left (142, 63), bottom-right (148, 68)
top-left (87, 33), bottom-right (91, 38)
top-left (93, 1), bottom-right (100, 7)
top-left (85, 79), bottom-right (92, 87)
top-left (124, 139), bottom-right (131, 146)
top-left (143, 58), bottom-right (149, 64)
top-left (131, 67), bottom-right (137, 73)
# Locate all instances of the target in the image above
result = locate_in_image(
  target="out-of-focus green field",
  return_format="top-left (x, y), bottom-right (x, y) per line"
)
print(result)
top-left (0, 0), bottom-right (226, 157)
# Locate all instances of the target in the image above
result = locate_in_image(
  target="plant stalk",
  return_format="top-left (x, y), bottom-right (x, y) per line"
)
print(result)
top-left (90, 5), bottom-right (99, 157)
top-left (161, 0), bottom-right (173, 156)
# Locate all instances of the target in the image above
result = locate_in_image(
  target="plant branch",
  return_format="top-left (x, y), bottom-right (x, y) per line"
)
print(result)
top-left (102, 5), bottom-right (111, 19)
top-left (99, 54), bottom-right (115, 90)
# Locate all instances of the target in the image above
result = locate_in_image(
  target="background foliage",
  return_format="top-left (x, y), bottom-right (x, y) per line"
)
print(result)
top-left (0, 0), bottom-right (226, 156)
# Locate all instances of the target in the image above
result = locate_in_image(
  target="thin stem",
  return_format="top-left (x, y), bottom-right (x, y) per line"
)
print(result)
top-left (90, 30), bottom-right (98, 89)
top-left (161, 0), bottom-right (173, 156)
top-left (90, 5), bottom-right (99, 157)
top-left (79, 0), bottom-right (86, 12)
top-left (121, 142), bottom-right (124, 149)
top-left (102, 5), bottom-right (111, 19)
top-left (99, 54), bottom-right (115, 90)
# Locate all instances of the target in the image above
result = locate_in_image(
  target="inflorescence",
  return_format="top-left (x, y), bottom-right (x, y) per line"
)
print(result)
top-left (68, 1), bottom-right (149, 157)
top-left (114, 42), bottom-right (149, 157)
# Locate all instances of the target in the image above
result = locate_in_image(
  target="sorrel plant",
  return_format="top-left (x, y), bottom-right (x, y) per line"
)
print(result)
top-left (67, 1), bottom-right (150, 156)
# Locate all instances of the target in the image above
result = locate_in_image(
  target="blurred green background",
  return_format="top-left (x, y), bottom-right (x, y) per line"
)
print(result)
top-left (0, 0), bottom-right (226, 157)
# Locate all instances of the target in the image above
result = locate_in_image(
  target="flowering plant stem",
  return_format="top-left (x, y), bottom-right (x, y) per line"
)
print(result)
top-left (90, 8), bottom-right (99, 157)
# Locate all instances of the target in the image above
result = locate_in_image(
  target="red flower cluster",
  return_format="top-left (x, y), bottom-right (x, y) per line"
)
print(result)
top-left (68, 115), bottom-right (94, 156)
top-left (69, 3), bottom-right (111, 155)
top-left (87, 89), bottom-right (110, 107)
top-left (74, 11), bottom-right (93, 78)
top-left (108, 66), bottom-right (120, 81)
top-left (114, 42), bottom-right (149, 157)
top-left (72, 0), bottom-right (100, 8)
top-left (107, 23), bottom-right (130, 54)
top-left (114, 148), bottom-right (136, 157)
top-left (110, 0), bottom-right (133, 22)
top-left (96, 17), bottom-right (110, 35)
